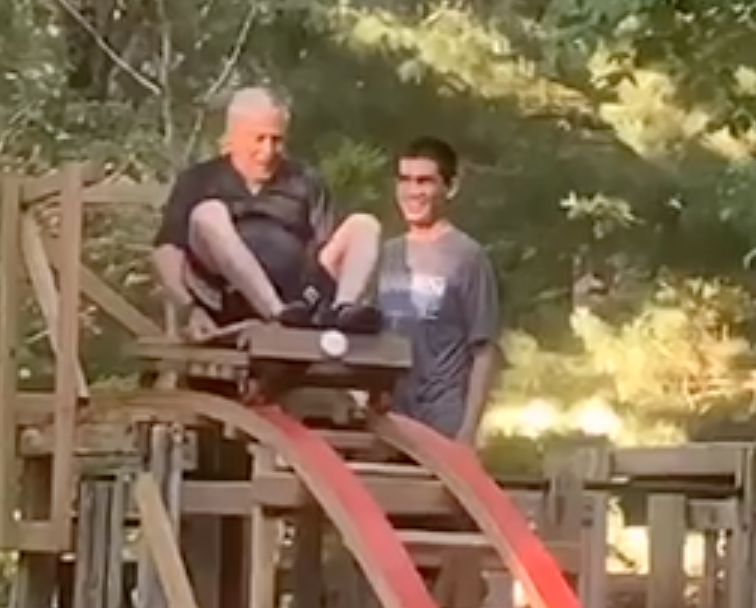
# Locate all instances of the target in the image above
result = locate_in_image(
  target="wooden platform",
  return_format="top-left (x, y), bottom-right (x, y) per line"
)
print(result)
top-left (132, 322), bottom-right (412, 394)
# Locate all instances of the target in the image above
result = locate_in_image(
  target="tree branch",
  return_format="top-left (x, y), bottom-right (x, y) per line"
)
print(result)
top-left (51, 0), bottom-right (161, 96)
top-left (155, 0), bottom-right (176, 161)
top-left (203, 4), bottom-right (257, 104)
top-left (182, 3), bottom-right (258, 163)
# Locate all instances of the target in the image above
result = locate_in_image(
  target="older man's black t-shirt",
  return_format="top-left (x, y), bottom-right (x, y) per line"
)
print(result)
top-left (154, 155), bottom-right (336, 299)
top-left (154, 154), bottom-right (336, 253)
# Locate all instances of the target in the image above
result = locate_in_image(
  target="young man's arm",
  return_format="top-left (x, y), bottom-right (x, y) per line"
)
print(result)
top-left (458, 247), bottom-right (504, 445)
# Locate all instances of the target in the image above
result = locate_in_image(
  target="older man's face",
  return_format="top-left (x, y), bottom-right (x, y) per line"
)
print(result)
top-left (226, 106), bottom-right (287, 183)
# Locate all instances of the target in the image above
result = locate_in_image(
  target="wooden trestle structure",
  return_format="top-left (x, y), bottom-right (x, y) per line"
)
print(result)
top-left (5, 161), bottom-right (756, 608)
top-left (0, 161), bottom-right (588, 608)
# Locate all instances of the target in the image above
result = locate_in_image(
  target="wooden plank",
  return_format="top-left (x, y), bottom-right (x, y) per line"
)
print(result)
top-left (20, 420), bottom-right (155, 457)
top-left (82, 181), bottom-right (168, 206)
top-left (346, 462), bottom-right (430, 477)
top-left (14, 521), bottom-right (58, 553)
top-left (0, 174), bottom-right (21, 548)
top-left (51, 163), bottom-right (85, 550)
top-left (371, 413), bottom-right (583, 608)
top-left (43, 234), bottom-right (162, 337)
top-left (316, 429), bottom-right (378, 452)
top-left (610, 445), bottom-right (749, 480)
top-left (135, 323), bottom-right (411, 370)
top-left (15, 391), bottom-right (200, 426)
top-left (20, 162), bottom-right (102, 206)
top-left (181, 476), bottom-right (457, 517)
top-left (20, 212), bottom-right (89, 398)
top-left (399, 530), bottom-right (581, 573)
top-left (133, 474), bottom-right (201, 608)
top-left (179, 475), bottom-right (740, 532)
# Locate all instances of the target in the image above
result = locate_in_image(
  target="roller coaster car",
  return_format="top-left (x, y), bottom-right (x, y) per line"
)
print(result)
top-left (132, 320), bottom-right (412, 409)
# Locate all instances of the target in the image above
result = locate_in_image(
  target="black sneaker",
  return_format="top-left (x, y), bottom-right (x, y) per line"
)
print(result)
top-left (276, 300), bottom-right (315, 328)
top-left (321, 303), bottom-right (383, 334)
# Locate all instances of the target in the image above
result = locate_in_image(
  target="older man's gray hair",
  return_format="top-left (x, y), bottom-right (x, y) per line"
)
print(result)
top-left (226, 86), bottom-right (292, 125)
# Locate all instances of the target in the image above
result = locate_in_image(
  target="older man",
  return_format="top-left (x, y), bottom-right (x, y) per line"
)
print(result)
top-left (152, 86), bottom-right (383, 340)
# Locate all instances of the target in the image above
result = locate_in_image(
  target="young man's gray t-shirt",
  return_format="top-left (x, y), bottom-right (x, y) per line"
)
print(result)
top-left (377, 228), bottom-right (500, 437)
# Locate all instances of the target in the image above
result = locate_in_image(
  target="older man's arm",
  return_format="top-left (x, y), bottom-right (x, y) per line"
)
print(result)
top-left (151, 170), bottom-right (199, 324)
top-left (152, 245), bottom-right (193, 308)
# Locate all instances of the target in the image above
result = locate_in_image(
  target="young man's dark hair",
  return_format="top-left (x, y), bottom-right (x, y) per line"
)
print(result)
top-left (399, 136), bottom-right (458, 185)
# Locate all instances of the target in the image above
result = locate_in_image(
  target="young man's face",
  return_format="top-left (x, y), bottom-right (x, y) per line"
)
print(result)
top-left (225, 107), bottom-right (287, 182)
top-left (395, 156), bottom-right (451, 228)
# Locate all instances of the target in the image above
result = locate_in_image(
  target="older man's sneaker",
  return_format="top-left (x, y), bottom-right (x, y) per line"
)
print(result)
top-left (276, 300), bottom-right (315, 328)
top-left (319, 303), bottom-right (383, 334)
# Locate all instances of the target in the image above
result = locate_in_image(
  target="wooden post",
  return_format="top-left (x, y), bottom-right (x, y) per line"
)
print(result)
top-left (51, 163), bottom-right (86, 551)
top-left (0, 174), bottom-right (21, 548)
top-left (743, 448), bottom-right (756, 608)
top-left (181, 428), bottom-right (222, 608)
top-left (724, 447), bottom-right (756, 608)
top-left (71, 471), bottom-right (127, 608)
top-left (647, 494), bottom-right (687, 608)
top-left (136, 424), bottom-right (183, 608)
top-left (12, 458), bottom-right (58, 608)
top-left (574, 444), bottom-right (609, 608)
top-left (248, 444), bottom-right (280, 608)
top-left (20, 212), bottom-right (88, 398)
top-left (291, 504), bottom-right (324, 608)
top-left (699, 529), bottom-right (721, 608)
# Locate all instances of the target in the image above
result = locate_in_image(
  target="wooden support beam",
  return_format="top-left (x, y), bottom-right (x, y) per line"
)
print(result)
top-left (0, 174), bottom-right (21, 548)
top-left (50, 162), bottom-right (85, 550)
top-left (15, 391), bottom-right (199, 425)
top-left (610, 444), bottom-right (749, 480)
top-left (134, 474), bottom-right (200, 608)
top-left (20, 162), bottom-right (102, 207)
top-left (42, 234), bottom-right (162, 337)
top-left (21, 212), bottom-right (89, 398)
top-left (137, 425), bottom-right (182, 608)
top-left (82, 181), bottom-right (168, 206)
top-left (399, 530), bottom-right (581, 573)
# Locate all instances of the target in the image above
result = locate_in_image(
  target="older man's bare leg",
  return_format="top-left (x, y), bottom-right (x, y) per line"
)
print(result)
top-left (188, 200), bottom-right (286, 321)
top-left (318, 213), bottom-right (383, 332)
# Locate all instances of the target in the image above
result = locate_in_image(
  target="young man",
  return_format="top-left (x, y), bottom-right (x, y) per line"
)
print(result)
top-left (376, 137), bottom-right (503, 608)
top-left (378, 136), bottom-right (502, 444)
top-left (152, 86), bottom-right (382, 340)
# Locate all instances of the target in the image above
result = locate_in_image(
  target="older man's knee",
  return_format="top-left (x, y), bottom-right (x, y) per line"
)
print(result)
top-left (189, 199), bottom-right (233, 237)
top-left (341, 212), bottom-right (382, 240)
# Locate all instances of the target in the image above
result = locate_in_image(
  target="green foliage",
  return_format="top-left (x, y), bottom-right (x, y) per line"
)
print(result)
top-left (3, 0), bottom-right (756, 447)
top-left (492, 276), bottom-right (756, 441)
